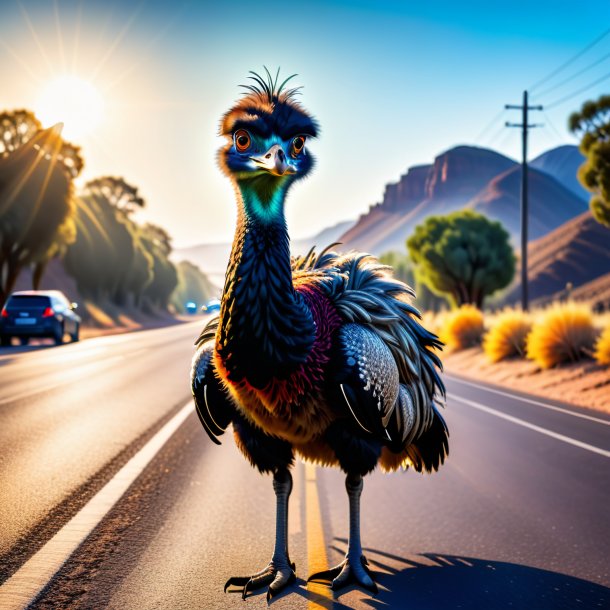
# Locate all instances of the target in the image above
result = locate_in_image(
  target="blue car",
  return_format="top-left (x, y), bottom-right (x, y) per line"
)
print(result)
top-left (201, 298), bottom-right (221, 314)
top-left (0, 290), bottom-right (81, 346)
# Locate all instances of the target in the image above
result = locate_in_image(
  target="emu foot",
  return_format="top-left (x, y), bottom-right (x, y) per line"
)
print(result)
top-left (308, 555), bottom-right (377, 594)
top-left (224, 559), bottom-right (296, 601)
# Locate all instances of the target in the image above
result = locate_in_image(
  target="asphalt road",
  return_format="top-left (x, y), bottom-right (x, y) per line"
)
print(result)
top-left (0, 323), bottom-right (609, 610)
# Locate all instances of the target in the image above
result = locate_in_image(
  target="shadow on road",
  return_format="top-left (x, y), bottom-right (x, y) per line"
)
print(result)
top-left (330, 540), bottom-right (610, 609)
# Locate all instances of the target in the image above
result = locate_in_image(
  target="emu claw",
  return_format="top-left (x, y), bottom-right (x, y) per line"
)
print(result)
top-left (308, 555), bottom-right (377, 594)
top-left (224, 561), bottom-right (296, 600)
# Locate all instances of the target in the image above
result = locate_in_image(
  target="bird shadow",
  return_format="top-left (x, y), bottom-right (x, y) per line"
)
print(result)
top-left (327, 539), bottom-right (610, 609)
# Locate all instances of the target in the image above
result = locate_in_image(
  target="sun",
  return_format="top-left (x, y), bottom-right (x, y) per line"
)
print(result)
top-left (37, 75), bottom-right (104, 141)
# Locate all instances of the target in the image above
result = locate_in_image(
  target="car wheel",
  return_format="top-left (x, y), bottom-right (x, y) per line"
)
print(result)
top-left (0, 335), bottom-right (10, 347)
top-left (54, 323), bottom-right (64, 345)
top-left (71, 323), bottom-right (80, 342)
top-left (18, 337), bottom-right (29, 346)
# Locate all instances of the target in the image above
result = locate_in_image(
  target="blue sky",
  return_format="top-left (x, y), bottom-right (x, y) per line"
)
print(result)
top-left (1, 0), bottom-right (609, 247)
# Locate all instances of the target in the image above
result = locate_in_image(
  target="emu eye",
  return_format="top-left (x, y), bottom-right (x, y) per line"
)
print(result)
top-left (234, 130), bottom-right (251, 152)
top-left (291, 135), bottom-right (306, 156)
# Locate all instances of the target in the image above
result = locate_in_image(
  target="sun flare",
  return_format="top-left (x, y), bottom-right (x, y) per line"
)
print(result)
top-left (37, 75), bottom-right (104, 141)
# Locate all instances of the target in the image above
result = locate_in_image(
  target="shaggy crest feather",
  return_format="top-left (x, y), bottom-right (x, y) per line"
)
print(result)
top-left (238, 66), bottom-right (303, 104)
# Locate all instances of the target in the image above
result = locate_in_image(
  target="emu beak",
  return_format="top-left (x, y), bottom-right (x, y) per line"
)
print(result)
top-left (250, 144), bottom-right (296, 176)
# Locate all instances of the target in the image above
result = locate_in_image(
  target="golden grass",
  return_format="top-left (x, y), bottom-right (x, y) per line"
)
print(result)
top-left (439, 304), bottom-right (484, 350)
top-left (483, 309), bottom-right (532, 363)
top-left (525, 302), bottom-right (597, 369)
top-left (594, 324), bottom-right (610, 365)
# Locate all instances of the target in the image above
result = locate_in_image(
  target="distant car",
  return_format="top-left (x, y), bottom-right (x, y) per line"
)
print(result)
top-left (185, 301), bottom-right (198, 314)
top-left (0, 290), bottom-right (81, 346)
top-left (201, 298), bottom-right (221, 314)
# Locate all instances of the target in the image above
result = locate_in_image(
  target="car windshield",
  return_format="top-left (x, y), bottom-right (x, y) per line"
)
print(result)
top-left (6, 296), bottom-right (50, 308)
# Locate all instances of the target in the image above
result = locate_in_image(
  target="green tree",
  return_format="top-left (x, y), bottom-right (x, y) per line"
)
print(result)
top-left (85, 176), bottom-right (145, 216)
top-left (569, 94), bottom-right (610, 227)
top-left (171, 260), bottom-right (216, 313)
top-left (0, 112), bottom-right (83, 305)
top-left (407, 210), bottom-right (515, 308)
top-left (139, 223), bottom-right (178, 310)
top-left (64, 183), bottom-right (153, 305)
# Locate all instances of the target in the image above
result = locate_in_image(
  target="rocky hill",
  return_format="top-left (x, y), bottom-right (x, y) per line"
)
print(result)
top-left (530, 144), bottom-right (588, 201)
top-left (504, 212), bottom-right (610, 306)
top-left (338, 146), bottom-right (516, 254)
top-left (466, 165), bottom-right (587, 241)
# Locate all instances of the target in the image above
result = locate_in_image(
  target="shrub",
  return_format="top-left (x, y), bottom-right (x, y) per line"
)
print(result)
top-left (483, 309), bottom-right (532, 363)
top-left (525, 302), bottom-right (596, 369)
top-left (440, 304), bottom-right (484, 350)
top-left (594, 324), bottom-right (610, 365)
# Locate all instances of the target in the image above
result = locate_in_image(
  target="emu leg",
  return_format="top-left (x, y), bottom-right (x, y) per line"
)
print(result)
top-left (224, 468), bottom-right (296, 600)
top-left (308, 474), bottom-right (377, 593)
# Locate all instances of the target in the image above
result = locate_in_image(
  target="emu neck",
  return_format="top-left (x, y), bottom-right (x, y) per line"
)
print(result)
top-left (217, 182), bottom-right (315, 389)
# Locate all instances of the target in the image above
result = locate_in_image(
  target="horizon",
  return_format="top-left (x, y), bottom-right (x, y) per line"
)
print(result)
top-left (1, 1), bottom-right (609, 247)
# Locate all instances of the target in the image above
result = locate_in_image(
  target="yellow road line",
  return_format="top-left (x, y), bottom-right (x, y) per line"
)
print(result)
top-left (305, 462), bottom-right (333, 610)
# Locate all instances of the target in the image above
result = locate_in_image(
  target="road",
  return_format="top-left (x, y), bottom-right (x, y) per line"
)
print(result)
top-left (0, 322), bottom-right (609, 609)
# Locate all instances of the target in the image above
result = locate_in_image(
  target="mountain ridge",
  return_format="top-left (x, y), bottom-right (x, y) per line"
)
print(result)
top-left (338, 144), bottom-right (588, 255)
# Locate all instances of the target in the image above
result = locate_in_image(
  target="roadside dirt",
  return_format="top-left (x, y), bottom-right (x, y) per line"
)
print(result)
top-left (443, 347), bottom-right (610, 414)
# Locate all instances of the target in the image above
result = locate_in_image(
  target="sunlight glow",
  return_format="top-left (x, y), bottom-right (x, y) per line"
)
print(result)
top-left (37, 75), bottom-right (104, 141)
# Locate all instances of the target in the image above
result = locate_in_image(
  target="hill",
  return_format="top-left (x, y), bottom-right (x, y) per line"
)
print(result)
top-left (504, 212), bottom-right (610, 306)
top-left (338, 146), bottom-right (516, 254)
top-left (467, 165), bottom-right (587, 241)
top-left (530, 144), bottom-right (588, 201)
top-left (337, 144), bottom-right (589, 255)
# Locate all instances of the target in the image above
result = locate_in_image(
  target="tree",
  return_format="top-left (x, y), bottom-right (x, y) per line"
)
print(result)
top-left (64, 189), bottom-right (154, 305)
top-left (407, 210), bottom-right (515, 308)
top-left (171, 260), bottom-right (216, 313)
top-left (139, 223), bottom-right (178, 310)
top-left (85, 176), bottom-right (145, 216)
top-left (0, 113), bottom-right (83, 305)
top-left (569, 94), bottom-right (610, 227)
top-left (0, 110), bottom-right (41, 155)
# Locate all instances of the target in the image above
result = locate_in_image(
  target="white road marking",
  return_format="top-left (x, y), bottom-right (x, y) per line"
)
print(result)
top-left (445, 374), bottom-right (610, 426)
top-left (452, 394), bottom-right (610, 459)
top-left (0, 401), bottom-right (194, 610)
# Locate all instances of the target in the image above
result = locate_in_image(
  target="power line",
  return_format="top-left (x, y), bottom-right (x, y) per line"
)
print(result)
top-left (481, 122), bottom-right (507, 148)
top-left (474, 109), bottom-right (507, 143)
top-left (545, 68), bottom-right (610, 109)
top-left (536, 50), bottom-right (610, 98)
top-left (494, 124), bottom-right (518, 151)
top-left (530, 27), bottom-right (610, 92)
top-left (542, 111), bottom-right (566, 142)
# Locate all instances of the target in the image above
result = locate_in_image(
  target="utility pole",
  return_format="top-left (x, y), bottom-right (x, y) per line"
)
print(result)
top-left (506, 91), bottom-right (543, 311)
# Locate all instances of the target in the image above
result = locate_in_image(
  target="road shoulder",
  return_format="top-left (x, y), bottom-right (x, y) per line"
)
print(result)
top-left (443, 347), bottom-right (610, 414)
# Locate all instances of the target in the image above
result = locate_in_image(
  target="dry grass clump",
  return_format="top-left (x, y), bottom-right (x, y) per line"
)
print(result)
top-left (594, 324), bottom-right (610, 365)
top-left (440, 304), bottom-right (484, 350)
top-left (483, 309), bottom-right (532, 363)
top-left (526, 302), bottom-right (597, 369)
